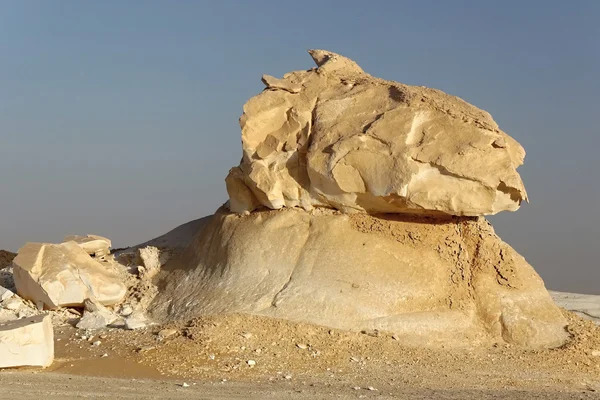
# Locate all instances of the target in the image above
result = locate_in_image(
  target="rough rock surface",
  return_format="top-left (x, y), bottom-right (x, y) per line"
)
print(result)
top-left (0, 314), bottom-right (54, 368)
top-left (64, 234), bottom-right (111, 257)
top-left (12, 242), bottom-right (126, 309)
top-left (151, 208), bottom-right (567, 348)
top-left (226, 50), bottom-right (527, 216)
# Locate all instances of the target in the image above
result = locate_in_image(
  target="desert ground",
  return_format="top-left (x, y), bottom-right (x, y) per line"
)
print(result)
top-left (1, 307), bottom-right (599, 399)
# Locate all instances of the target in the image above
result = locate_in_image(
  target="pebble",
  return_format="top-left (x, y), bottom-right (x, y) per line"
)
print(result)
top-left (367, 386), bottom-right (377, 391)
top-left (285, 375), bottom-right (292, 380)
top-left (92, 340), bottom-right (101, 346)
top-left (0, 286), bottom-right (14, 301)
top-left (241, 332), bottom-right (252, 339)
top-left (158, 328), bottom-right (178, 339)
top-left (101, 353), bottom-right (108, 358)
top-left (181, 382), bottom-right (190, 388)
top-left (3, 297), bottom-right (22, 311)
top-left (350, 357), bottom-right (359, 362)
top-left (296, 344), bottom-right (308, 349)
top-left (392, 335), bottom-right (400, 341)
top-left (247, 360), bottom-right (256, 367)
top-left (353, 386), bottom-right (361, 390)
top-left (120, 304), bottom-right (133, 317)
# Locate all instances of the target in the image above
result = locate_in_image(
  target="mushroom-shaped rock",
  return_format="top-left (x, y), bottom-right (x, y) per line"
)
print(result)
top-left (226, 50), bottom-right (527, 216)
top-left (12, 242), bottom-right (126, 309)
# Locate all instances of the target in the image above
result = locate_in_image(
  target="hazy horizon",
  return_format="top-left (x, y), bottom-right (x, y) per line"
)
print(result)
top-left (1, 1), bottom-right (598, 294)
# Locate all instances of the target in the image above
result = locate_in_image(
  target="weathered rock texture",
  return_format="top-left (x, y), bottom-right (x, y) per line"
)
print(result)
top-left (0, 314), bottom-right (54, 368)
top-left (12, 242), bottom-right (126, 309)
top-left (151, 208), bottom-right (567, 348)
top-left (226, 50), bottom-right (527, 216)
top-left (64, 234), bottom-right (111, 257)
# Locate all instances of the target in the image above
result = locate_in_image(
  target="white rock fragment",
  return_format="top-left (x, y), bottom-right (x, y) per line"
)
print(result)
top-left (0, 286), bottom-right (14, 302)
top-left (63, 234), bottom-right (111, 258)
top-left (12, 242), bottom-right (126, 308)
top-left (119, 304), bottom-right (134, 317)
top-left (181, 382), bottom-right (190, 388)
top-left (124, 312), bottom-right (148, 330)
top-left (0, 314), bottom-right (54, 369)
top-left (76, 298), bottom-right (119, 330)
top-left (137, 246), bottom-right (161, 280)
top-left (247, 360), bottom-right (256, 367)
top-left (3, 297), bottom-right (22, 311)
top-left (158, 328), bottom-right (177, 340)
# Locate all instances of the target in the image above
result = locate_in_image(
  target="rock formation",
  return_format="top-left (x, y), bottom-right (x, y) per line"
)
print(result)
top-left (0, 314), bottom-right (54, 369)
top-left (64, 234), bottom-right (111, 258)
top-left (151, 50), bottom-right (567, 348)
top-left (12, 241), bottom-right (126, 309)
top-left (226, 50), bottom-right (527, 216)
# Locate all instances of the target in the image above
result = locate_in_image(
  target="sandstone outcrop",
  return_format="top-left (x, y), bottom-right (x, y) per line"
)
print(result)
top-left (151, 208), bottom-right (567, 348)
top-left (0, 314), bottom-right (54, 368)
top-left (12, 241), bottom-right (126, 309)
top-left (226, 50), bottom-right (527, 216)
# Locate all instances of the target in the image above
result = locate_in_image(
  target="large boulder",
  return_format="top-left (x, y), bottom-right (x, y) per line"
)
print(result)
top-left (0, 314), bottom-right (54, 369)
top-left (12, 241), bottom-right (126, 309)
top-left (226, 50), bottom-right (527, 216)
top-left (151, 208), bottom-right (567, 348)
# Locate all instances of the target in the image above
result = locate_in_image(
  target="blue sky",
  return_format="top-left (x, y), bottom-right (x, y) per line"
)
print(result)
top-left (0, 1), bottom-right (598, 293)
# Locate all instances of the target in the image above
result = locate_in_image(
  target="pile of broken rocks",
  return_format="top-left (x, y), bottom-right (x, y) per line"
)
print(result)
top-left (0, 235), bottom-right (165, 369)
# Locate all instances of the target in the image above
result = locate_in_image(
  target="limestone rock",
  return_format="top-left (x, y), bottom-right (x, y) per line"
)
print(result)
top-left (64, 234), bottom-right (111, 257)
top-left (151, 208), bottom-right (567, 348)
top-left (12, 242), bottom-right (126, 309)
top-left (0, 314), bottom-right (54, 368)
top-left (226, 50), bottom-right (527, 216)
top-left (76, 298), bottom-right (119, 330)
top-left (137, 246), bottom-right (162, 280)
top-left (0, 286), bottom-right (13, 302)
top-left (124, 311), bottom-right (148, 330)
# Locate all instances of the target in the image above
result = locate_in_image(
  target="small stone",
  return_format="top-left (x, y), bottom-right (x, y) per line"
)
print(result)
top-left (124, 312), bottom-right (148, 330)
top-left (353, 386), bottom-right (361, 390)
top-left (296, 343), bottom-right (308, 349)
top-left (92, 340), bottom-right (101, 346)
top-left (101, 353), bottom-right (108, 358)
top-left (120, 304), bottom-right (133, 317)
top-left (350, 356), bottom-right (359, 362)
top-left (241, 332), bottom-right (252, 339)
top-left (592, 350), bottom-right (600, 357)
top-left (158, 328), bottom-right (177, 339)
top-left (247, 360), bottom-right (256, 367)
top-left (3, 297), bottom-right (22, 311)
top-left (0, 286), bottom-right (14, 302)
top-left (181, 382), bottom-right (190, 388)
top-left (367, 386), bottom-right (377, 391)
top-left (392, 335), bottom-right (400, 341)
top-left (284, 375), bottom-right (292, 380)
top-left (209, 354), bottom-right (215, 360)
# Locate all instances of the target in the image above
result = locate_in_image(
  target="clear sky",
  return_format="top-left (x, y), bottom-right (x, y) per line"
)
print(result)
top-left (1, 1), bottom-right (598, 293)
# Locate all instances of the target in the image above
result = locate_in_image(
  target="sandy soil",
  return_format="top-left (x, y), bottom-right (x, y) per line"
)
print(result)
top-left (2, 308), bottom-right (597, 399)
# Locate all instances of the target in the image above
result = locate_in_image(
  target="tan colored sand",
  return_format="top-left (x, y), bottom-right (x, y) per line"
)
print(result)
top-left (46, 309), bottom-right (600, 394)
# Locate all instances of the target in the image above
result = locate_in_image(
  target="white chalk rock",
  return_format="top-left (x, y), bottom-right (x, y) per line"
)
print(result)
top-left (12, 242), bottom-right (126, 309)
top-left (0, 314), bottom-right (54, 368)
top-left (64, 234), bottom-right (111, 257)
